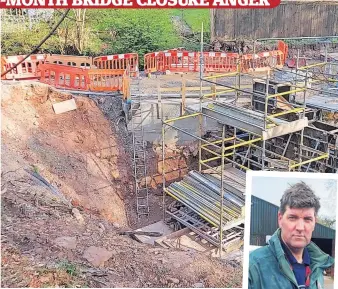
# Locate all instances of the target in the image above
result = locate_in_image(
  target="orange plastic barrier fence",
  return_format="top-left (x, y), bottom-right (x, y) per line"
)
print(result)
top-left (93, 53), bottom-right (139, 77)
top-left (38, 63), bottom-right (128, 96)
top-left (45, 54), bottom-right (93, 69)
top-left (1, 54), bottom-right (46, 80)
top-left (144, 49), bottom-right (189, 73)
top-left (278, 40), bottom-right (288, 64)
top-left (122, 74), bottom-right (131, 100)
top-left (1, 58), bottom-right (7, 80)
top-left (203, 52), bottom-right (239, 72)
top-left (286, 58), bottom-right (307, 68)
top-left (144, 41), bottom-right (288, 74)
top-left (87, 69), bottom-right (125, 92)
top-left (146, 50), bottom-right (238, 73)
top-left (161, 51), bottom-right (198, 72)
top-left (2, 42), bottom-right (288, 80)
top-left (241, 50), bottom-right (284, 72)
top-left (144, 52), bottom-right (160, 74)
top-left (2, 53), bottom-right (137, 80)
top-left (39, 64), bottom-right (89, 90)
top-left (144, 50), bottom-right (284, 74)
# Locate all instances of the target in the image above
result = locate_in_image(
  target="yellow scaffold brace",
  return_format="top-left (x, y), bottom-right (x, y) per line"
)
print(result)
top-left (267, 107), bottom-right (305, 119)
top-left (200, 152), bottom-right (234, 164)
top-left (201, 136), bottom-right (236, 148)
top-left (289, 153), bottom-right (329, 169)
top-left (163, 112), bottom-right (201, 124)
top-left (203, 72), bottom-right (239, 80)
top-left (203, 89), bottom-right (236, 98)
top-left (298, 62), bottom-right (326, 70)
top-left (267, 88), bottom-right (306, 99)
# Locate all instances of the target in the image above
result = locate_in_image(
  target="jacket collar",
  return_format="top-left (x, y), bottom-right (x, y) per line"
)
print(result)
top-left (268, 229), bottom-right (335, 286)
top-left (268, 229), bottom-right (298, 286)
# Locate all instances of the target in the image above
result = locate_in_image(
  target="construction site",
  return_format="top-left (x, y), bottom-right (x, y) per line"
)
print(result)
top-left (1, 5), bottom-right (338, 289)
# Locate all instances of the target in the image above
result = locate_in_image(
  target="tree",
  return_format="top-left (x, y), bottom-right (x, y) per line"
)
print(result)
top-left (52, 9), bottom-right (101, 55)
top-left (1, 9), bottom-right (101, 56)
top-left (88, 9), bottom-right (181, 66)
top-left (1, 9), bottom-right (211, 62)
top-left (317, 216), bottom-right (336, 229)
top-left (317, 179), bottom-right (337, 229)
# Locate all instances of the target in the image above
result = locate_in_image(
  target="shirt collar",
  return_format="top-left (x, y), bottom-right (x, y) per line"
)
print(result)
top-left (281, 239), bottom-right (310, 265)
top-left (303, 246), bottom-right (310, 265)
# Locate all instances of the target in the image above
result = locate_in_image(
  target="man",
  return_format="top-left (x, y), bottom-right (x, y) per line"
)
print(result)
top-left (249, 182), bottom-right (334, 289)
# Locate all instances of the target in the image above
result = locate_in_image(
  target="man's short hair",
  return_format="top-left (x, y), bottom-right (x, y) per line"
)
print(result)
top-left (279, 181), bottom-right (321, 215)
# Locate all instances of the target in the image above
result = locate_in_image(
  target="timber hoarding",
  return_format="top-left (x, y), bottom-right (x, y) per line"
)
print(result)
top-left (211, 0), bottom-right (338, 40)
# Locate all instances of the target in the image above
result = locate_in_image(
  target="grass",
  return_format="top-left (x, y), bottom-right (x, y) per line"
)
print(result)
top-left (57, 260), bottom-right (78, 276)
top-left (170, 9), bottom-right (210, 33)
top-left (28, 262), bottom-right (85, 288)
top-left (32, 165), bottom-right (39, 174)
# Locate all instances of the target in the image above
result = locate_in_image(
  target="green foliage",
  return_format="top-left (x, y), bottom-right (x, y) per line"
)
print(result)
top-left (57, 260), bottom-right (77, 276)
top-left (180, 33), bottom-right (211, 52)
top-left (169, 9), bottom-right (211, 52)
top-left (32, 165), bottom-right (39, 174)
top-left (171, 9), bottom-right (210, 33)
top-left (88, 9), bottom-right (181, 65)
top-left (1, 22), bottom-right (56, 55)
top-left (1, 10), bottom-right (102, 56)
top-left (317, 216), bottom-right (336, 229)
top-left (1, 9), bottom-right (212, 64)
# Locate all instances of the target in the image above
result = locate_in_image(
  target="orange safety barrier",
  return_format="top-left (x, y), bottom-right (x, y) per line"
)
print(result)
top-left (144, 49), bottom-right (188, 74)
top-left (240, 54), bottom-right (256, 72)
top-left (203, 52), bottom-right (239, 72)
top-left (1, 54), bottom-right (46, 80)
top-left (87, 69), bottom-right (125, 92)
top-left (39, 63), bottom-right (89, 90)
top-left (122, 73), bottom-right (131, 100)
top-left (160, 50), bottom-right (198, 72)
top-left (144, 50), bottom-right (284, 74)
top-left (144, 52), bottom-right (160, 74)
top-left (2, 42), bottom-right (288, 80)
top-left (144, 41), bottom-right (288, 74)
top-left (286, 58), bottom-right (307, 68)
top-left (45, 54), bottom-right (93, 69)
top-left (241, 50), bottom-right (284, 72)
top-left (1, 57), bottom-right (7, 80)
top-left (93, 53), bottom-right (139, 77)
top-left (38, 63), bottom-right (129, 95)
top-left (278, 40), bottom-right (288, 64)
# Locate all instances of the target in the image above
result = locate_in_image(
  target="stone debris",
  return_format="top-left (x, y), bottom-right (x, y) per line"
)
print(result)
top-left (72, 208), bottom-right (85, 224)
top-left (83, 246), bottom-right (113, 267)
top-left (167, 277), bottom-right (180, 284)
top-left (54, 236), bottom-right (77, 250)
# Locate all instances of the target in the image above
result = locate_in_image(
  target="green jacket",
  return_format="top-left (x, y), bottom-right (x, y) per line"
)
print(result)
top-left (249, 229), bottom-right (334, 289)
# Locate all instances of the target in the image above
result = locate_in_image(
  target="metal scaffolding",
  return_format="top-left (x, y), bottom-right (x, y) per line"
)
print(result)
top-left (130, 78), bottom-right (150, 219)
top-left (161, 34), bottom-right (337, 257)
top-left (199, 49), bottom-right (337, 172)
top-left (162, 112), bottom-right (246, 256)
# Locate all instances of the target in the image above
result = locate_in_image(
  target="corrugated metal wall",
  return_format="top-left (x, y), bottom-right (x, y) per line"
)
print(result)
top-left (250, 196), bottom-right (279, 245)
top-left (250, 196), bottom-right (336, 246)
top-left (211, 1), bottom-right (338, 40)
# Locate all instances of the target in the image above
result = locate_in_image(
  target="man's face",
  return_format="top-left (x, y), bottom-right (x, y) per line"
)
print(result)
top-left (278, 206), bottom-right (316, 250)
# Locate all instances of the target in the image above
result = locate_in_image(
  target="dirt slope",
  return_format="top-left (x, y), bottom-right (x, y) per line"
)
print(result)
top-left (2, 81), bottom-right (130, 225)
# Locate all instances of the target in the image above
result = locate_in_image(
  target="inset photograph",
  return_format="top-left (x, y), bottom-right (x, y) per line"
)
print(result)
top-left (243, 171), bottom-right (338, 289)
